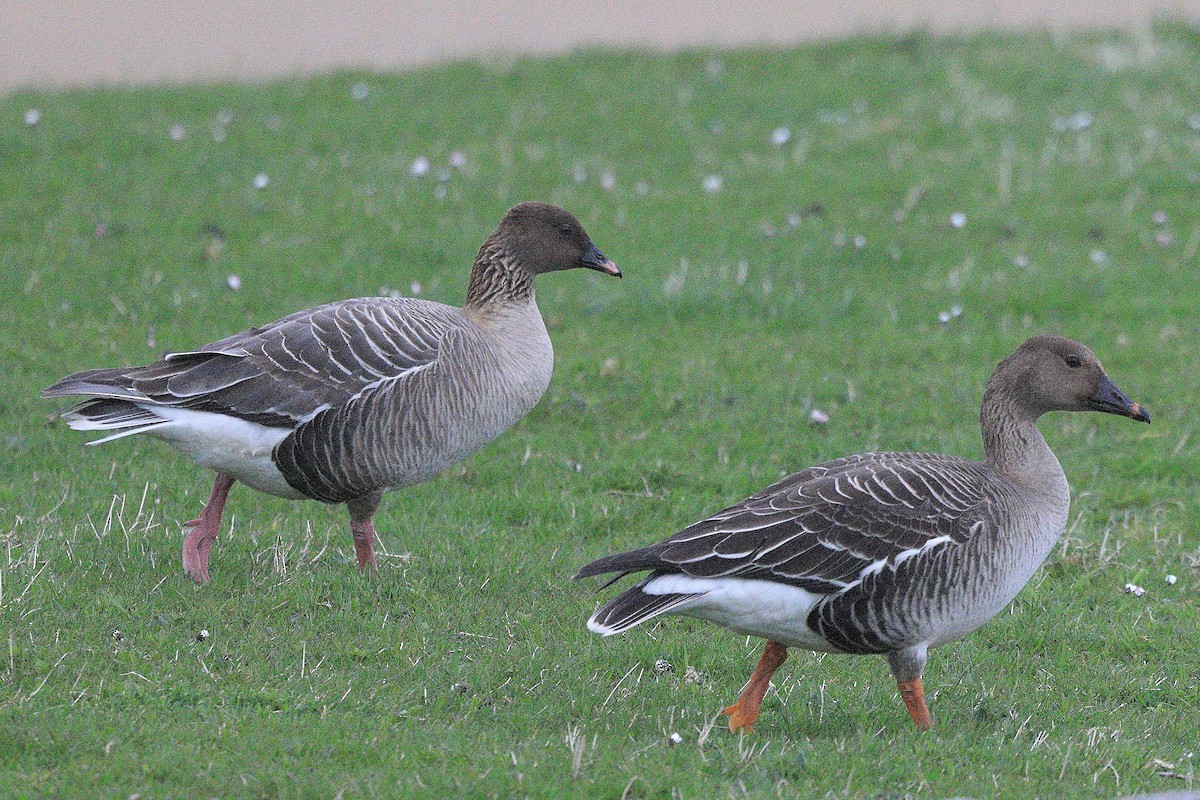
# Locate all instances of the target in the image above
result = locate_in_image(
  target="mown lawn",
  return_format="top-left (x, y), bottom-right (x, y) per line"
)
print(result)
top-left (1, 24), bottom-right (1198, 800)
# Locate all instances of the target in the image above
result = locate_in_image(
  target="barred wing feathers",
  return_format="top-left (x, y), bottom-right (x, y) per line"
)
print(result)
top-left (578, 453), bottom-right (1000, 637)
top-left (44, 297), bottom-right (465, 430)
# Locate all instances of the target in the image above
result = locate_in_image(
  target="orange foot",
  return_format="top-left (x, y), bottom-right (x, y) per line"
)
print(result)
top-left (721, 640), bottom-right (788, 734)
top-left (722, 700), bottom-right (759, 733)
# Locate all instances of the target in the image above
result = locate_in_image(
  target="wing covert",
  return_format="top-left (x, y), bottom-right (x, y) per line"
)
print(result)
top-left (653, 453), bottom-right (995, 593)
top-left (127, 297), bottom-right (467, 427)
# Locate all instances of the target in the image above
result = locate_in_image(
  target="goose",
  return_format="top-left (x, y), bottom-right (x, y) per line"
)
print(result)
top-left (575, 335), bottom-right (1148, 732)
top-left (45, 202), bottom-right (621, 583)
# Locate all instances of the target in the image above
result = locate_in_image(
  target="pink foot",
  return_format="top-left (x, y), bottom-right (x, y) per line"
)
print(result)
top-left (182, 474), bottom-right (234, 584)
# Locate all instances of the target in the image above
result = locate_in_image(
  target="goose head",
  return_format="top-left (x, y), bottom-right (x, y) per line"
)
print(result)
top-left (992, 335), bottom-right (1150, 423)
top-left (496, 202), bottom-right (621, 278)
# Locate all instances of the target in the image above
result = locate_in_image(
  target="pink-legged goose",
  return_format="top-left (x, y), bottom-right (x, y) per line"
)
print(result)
top-left (576, 336), bottom-right (1148, 732)
top-left (45, 202), bottom-right (620, 583)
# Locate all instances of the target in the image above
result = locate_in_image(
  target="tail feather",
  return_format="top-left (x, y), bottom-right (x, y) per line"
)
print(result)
top-left (56, 398), bottom-right (168, 445)
top-left (573, 545), bottom-right (668, 581)
top-left (586, 581), bottom-right (706, 636)
top-left (43, 368), bottom-right (144, 401)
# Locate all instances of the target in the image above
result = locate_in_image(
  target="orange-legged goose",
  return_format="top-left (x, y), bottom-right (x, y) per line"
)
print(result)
top-left (576, 336), bottom-right (1147, 732)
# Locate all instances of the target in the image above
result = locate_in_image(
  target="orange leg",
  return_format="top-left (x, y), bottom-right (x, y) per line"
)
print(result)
top-left (897, 677), bottom-right (932, 730)
top-left (722, 640), bottom-right (788, 733)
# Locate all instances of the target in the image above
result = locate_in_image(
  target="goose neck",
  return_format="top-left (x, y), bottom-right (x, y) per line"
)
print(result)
top-left (464, 241), bottom-right (535, 311)
top-left (979, 385), bottom-right (1067, 497)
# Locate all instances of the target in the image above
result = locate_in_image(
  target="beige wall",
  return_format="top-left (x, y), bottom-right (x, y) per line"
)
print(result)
top-left (3, 0), bottom-right (1200, 92)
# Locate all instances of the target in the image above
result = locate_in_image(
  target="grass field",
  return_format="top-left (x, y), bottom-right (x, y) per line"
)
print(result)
top-left (2, 24), bottom-right (1199, 800)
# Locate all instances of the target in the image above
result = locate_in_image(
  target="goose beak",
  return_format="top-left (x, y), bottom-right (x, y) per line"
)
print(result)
top-left (1090, 376), bottom-right (1150, 423)
top-left (581, 242), bottom-right (622, 278)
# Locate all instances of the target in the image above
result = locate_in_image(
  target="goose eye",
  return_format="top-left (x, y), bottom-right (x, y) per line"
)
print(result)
top-left (1065, 354), bottom-right (1082, 368)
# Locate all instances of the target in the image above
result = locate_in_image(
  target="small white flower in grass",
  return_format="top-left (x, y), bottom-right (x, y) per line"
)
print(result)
top-left (702, 174), bottom-right (723, 194)
top-left (217, 109), bottom-right (233, 126)
top-left (351, 82), bottom-right (369, 101)
top-left (410, 156), bottom-right (430, 177)
top-left (770, 126), bottom-right (791, 146)
top-left (24, 108), bottom-right (41, 126)
top-left (1166, 574), bottom-right (1178, 585)
top-left (853, 235), bottom-right (866, 249)
top-left (600, 170), bottom-right (616, 191)
top-left (634, 180), bottom-right (649, 196)
top-left (410, 281), bottom-right (423, 295)
top-left (1152, 210), bottom-right (1168, 225)
top-left (1189, 114), bottom-right (1200, 132)
top-left (668, 732), bottom-right (684, 746)
top-left (809, 408), bottom-right (830, 425)
top-left (169, 123), bottom-right (186, 141)
top-left (1052, 112), bottom-right (1093, 133)
top-left (938, 310), bottom-right (952, 324)
top-left (197, 629), bottom-right (209, 642)
top-left (226, 274), bottom-right (242, 291)
top-left (212, 126), bottom-right (227, 143)
top-left (1014, 254), bottom-right (1030, 268)
top-left (1089, 249), bottom-right (1108, 265)
top-left (1124, 582), bottom-right (1146, 597)
top-left (252, 173), bottom-right (269, 190)
top-left (819, 108), bottom-right (852, 126)
top-left (663, 259), bottom-right (688, 295)
top-left (433, 184), bottom-right (447, 199)
top-left (449, 150), bottom-right (467, 168)
top-left (1156, 231), bottom-right (1173, 246)
top-left (949, 211), bottom-right (967, 229)
top-left (572, 164), bottom-right (588, 184)
top-left (951, 304), bottom-right (963, 318)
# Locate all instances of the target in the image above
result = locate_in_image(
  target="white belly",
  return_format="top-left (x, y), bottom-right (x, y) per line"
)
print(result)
top-left (642, 574), bottom-right (836, 651)
top-left (143, 406), bottom-right (306, 499)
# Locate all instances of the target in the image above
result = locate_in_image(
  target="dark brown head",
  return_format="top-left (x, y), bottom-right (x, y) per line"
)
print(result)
top-left (987, 334), bottom-right (1149, 422)
top-left (493, 202), bottom-right (621, 277)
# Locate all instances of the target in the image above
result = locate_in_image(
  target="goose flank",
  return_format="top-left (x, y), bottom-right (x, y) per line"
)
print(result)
top-left (45, 202), bottom-right (621, 583)
top-left (575, 336), bottom-right (1148, 733)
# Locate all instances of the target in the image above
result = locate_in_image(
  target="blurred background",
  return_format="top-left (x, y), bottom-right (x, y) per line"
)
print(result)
top-left (5, 0), bottom-right (1200, 91)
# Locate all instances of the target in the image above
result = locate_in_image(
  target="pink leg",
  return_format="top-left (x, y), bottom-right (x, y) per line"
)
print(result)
top-left (182, 473), bottom-right (235, 584)
top-left (350, 517), bottom-right (378, 572)
top-left (347, 493), bottom-right (383, 574)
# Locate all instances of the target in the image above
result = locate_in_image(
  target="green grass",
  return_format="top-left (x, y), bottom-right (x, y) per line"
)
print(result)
top-left (2, 24), bottom-right (1199, 799)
